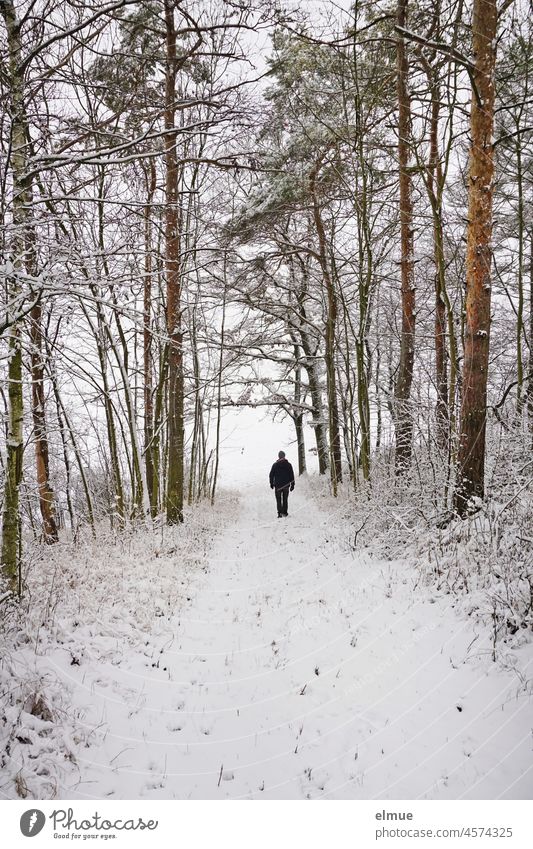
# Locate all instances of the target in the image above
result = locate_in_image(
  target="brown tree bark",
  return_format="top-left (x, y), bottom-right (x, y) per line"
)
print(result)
top-left (351, 24), bottom-right (373, 482)
top-left (394, 0), bottom-right (416, 473)
top-left (454, 0), bottom-right (498, 515)
top-left (143, 159), bottom-right (157, 515)
top-left (24, 127), bottom-right (58, 542)
top-left (515, 137), bottom-right (524, 412)
top-left (526, 229), bottom-right (533, 438)
top-left (30, 301), bottom-right (58, 543)
top-left (164, 0), bottom-right (184, 524)
top-left (427, 71), bottom-right (449, 451)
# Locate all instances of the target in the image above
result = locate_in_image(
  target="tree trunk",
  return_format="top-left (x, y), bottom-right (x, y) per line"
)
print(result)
top-left (454, 0), bottom-right (498, 515)
top-left (394, 0), bottom-right (416, 473)
top-left (211, 281), bottom-right (227, 504)
top-left (153, 342), bottom-right (169, 514)
top-left (22, 131), bottom-right (58, 543)
top-left (302, 348), bottom-right (328, 475)
top-left (93, 160), bottom-right (148, 517)
top-left (527, 229), bottom-right (533, 438)
top-left (296, 290), bottom-right (328, 475)
top-left (1, 0), bottom-right (26, 591)
top-left (421, 65), bottom-right (459, 468)
top-left (106, 284), bottom-right (149, 517)
top-left (375, 341), bottom-right (383, 450)
top-left (30, 301), bottom-right (58, 543)
top-left (164, 0), bottom-right (184, 524)
top-left (188, 305), bottom-right (202, 505)
top-left (338, 290), bottom-right (358, 485)
top-left (355, 338), bottom-right (370, 480)
top-left (310, 161), bottom-right (342, 493)
top-left (352, 28), bottom-right (373, 482)
top-left (515, 138), bottom-right (524, 413)
top-left (46, 351), bottom-right (95, 533)
top-left (293, 344), bottom-right (306, 475)
top-left (80, 296), bottom-right (125, 524)
top-left (426, 70), bottom-right (449, 451)
top-left (143, 159), bottom-right (156, 514)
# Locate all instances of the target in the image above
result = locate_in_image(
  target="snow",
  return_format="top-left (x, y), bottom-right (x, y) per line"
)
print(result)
top-left (1, 468), bottom-right (531, 800)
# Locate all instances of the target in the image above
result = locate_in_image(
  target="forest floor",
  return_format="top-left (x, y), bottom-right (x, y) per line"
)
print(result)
top-left (1, 477), bottom-right (532, 800)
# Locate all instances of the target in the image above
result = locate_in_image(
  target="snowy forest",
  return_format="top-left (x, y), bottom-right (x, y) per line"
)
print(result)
top-left (0, 0), bottom-right (532, 802)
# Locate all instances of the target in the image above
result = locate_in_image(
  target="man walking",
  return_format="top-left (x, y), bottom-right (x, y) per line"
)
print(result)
top-left (269, 451), bottom-right (295, 518)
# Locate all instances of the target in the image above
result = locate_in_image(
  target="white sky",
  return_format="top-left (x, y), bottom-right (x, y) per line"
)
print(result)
top-left (217, 406), bottom-right (320, 487)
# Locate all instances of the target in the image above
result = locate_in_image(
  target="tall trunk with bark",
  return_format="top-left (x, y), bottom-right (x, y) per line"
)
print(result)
top-left (23, 135), bottom-right (58, 542)
top-left (153, 342), bottom-right (168, 512)
top-left (310, 160), bottom-right (342, 493)
top-left (293, 344), bottom-right (306, 475)
top-left (93, 157), bottom-right (148, 517)
top-left (164, 0), bottom-right (184, 524)
top-left (30, 301), bottom-right (58, 543)
top-left (302, 347), bottom-right (329, 475)
top-left (47, 353), bottom-right (95, 533)
top-left (394, 0), bottom-right (416, 472)
top-left (1, 0), bottom-right (26, 590)
top-left (188, 304), bottom-right (203, 505)
top-left (143, 160), bottom-right (156, 514)
top-left (515, 138), bottom-right (524, 413)
top-left (352, 22), bottom-right (373, 482)
top-left (427, 75), bottom-right (449, 450)
top-left (211, 280), bottom-right (227, 505)
top-left (454, 0), bottom-right (498, 514)
top-left (527, 229), bottom-right (533, 434)
top-left (81, 295), bottom-right (125, 524)
top-left (295, 281), bottom-right (328, 475)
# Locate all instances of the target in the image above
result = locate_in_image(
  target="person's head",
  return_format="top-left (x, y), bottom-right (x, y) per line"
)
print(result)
top-left (278, 450), bottom-right (286, 459)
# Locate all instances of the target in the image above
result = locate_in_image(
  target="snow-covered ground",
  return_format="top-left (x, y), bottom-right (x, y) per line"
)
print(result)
top-left (1, 462), bottom-right (531, 800)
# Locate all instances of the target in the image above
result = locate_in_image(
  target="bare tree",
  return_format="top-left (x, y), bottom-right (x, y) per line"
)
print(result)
top-left (454, 0), bottom-right (499, 514)
top-left (1, 0), bottom-right (29, 590)
top-left (393, 0), bottom-right (416, 473)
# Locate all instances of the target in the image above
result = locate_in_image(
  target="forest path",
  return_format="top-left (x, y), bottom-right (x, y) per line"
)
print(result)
top-left (67, 480), bottom-right (532, 800)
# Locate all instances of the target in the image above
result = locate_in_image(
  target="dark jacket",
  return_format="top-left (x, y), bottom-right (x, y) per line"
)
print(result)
top-left (269, 458), bottom-right (295, 491)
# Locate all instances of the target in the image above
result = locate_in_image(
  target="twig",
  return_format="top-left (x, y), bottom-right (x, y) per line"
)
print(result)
top-left (395, 25), bottom-right (481, 107)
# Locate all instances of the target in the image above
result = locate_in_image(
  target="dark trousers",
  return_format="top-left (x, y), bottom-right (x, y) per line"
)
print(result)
top-left (275, 486), bottom-right (289, 515)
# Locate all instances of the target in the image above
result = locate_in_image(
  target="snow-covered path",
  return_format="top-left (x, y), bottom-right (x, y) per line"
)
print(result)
top-left (53, 480), bottom-right (532, 801)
